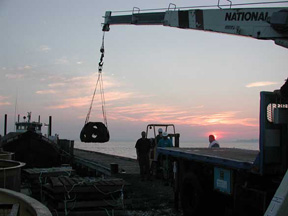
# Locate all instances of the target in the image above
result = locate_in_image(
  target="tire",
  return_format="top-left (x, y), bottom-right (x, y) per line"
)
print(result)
top-left (180, 172), bottom-right (203, 216)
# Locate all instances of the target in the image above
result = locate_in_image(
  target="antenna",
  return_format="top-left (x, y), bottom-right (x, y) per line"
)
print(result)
top-left (14, 89), bottom-right (18, 131)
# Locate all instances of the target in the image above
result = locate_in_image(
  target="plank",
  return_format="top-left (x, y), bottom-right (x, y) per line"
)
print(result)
top-left (50, 177), bottom-right (64, 187)
top-left (56, 199), bottom-right (132, 209)
top-left (43, 176), bottom-right (128, 197)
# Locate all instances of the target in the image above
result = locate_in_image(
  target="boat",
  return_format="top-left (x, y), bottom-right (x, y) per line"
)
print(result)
top-left (1, 112), bottom-right (63, 168)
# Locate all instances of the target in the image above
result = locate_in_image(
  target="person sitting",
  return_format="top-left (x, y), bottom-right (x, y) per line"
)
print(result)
top-left (208, 135), bottom-right (220, 148)
top-left (158, 132), bottom-right (173, 147)
top-left (156, 128), bottom-right (163, 145)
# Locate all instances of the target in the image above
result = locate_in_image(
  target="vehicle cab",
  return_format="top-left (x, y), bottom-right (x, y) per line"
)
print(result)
top-left (145, 124), bottom-right (179, 176)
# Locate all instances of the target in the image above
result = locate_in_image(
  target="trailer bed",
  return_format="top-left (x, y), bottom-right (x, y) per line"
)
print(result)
top-left (157, 147), bottom-right (259, 170)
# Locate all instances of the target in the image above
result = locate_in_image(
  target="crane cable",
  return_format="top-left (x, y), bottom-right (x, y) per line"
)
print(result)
top-left (84, 32), bottom-right (108, 127)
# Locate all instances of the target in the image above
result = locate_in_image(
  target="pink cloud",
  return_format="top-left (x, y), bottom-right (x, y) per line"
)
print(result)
top-left (47, 96), bottom-right (91, 109)
top-left (0, 95), bottom-right (11, 106)
top-left (39, 73), bottom-right (258, 138)
top-left (45, 74), bottom-right (120, 97)
top-left (108, 104), bottom-right (258, 127)
top-left (246, 81), bottom-right (278, 88)
top-left (0, 102), bottom-right (11, 106)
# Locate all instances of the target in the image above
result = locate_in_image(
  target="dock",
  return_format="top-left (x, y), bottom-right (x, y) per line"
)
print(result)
top-left (73, 148), bottom-right (178, 212)
top-left (73, 149), bottom-right (139, 176)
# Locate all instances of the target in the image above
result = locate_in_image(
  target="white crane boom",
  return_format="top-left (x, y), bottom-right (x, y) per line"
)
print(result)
top-left (103, 7), bottom-right (288, 48)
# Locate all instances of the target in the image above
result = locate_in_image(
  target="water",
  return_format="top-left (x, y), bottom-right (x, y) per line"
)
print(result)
top-left (74, 140), bottom-right (259, 159)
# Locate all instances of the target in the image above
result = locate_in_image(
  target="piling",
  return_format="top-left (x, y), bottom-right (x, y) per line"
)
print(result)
top-left (4, 115), bottom-right (7, 136)
top-left (48, 116), bottom-right (52, 136)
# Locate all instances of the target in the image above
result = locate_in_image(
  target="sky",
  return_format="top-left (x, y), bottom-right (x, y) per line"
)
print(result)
top-left (0, 0), bottom-right (288, 144)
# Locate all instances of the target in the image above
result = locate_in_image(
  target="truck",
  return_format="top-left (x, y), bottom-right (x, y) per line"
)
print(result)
top-left (156, 90), bottom-right (288, 215)
top-left (102, 3), bottom-right (288, 215)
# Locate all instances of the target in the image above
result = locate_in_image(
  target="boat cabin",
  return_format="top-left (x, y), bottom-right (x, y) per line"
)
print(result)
top-left (15, 112), bottom-right (42, 134)
top-left (15, 122), bottom-right (42, 134)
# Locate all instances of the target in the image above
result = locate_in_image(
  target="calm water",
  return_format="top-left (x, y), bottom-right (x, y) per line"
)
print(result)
top-left (74, 140), bottom-right (259, 159)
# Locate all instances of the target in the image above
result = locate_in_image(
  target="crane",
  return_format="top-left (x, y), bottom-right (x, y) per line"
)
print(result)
top-left (100, 4), bottom-right (288, 215)
top-left (102, 5), bottom-right (288, 49)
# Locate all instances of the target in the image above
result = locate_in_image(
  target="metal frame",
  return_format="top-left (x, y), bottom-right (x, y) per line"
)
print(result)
top-left (145, 124), bottom-right (176, 138)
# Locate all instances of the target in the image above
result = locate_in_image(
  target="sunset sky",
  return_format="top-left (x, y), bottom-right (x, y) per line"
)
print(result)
top-left (1, 0), bottom-right (288, 143)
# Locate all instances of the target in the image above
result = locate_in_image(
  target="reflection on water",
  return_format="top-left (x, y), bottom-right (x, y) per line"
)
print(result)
top-left (74, 140), bottom-right (259, 159)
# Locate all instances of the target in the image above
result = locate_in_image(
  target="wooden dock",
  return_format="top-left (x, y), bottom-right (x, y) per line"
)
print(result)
top-left (73, 148), bottom-right (176, 211)
top-left (73, 148), bottom-right (138, 175)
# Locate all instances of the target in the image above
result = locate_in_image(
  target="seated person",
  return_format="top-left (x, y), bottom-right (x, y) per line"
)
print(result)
top-left (156, 128), bottom-right (163, 145)
top-left (158, 132), bottom-right (173, 147)
top-left (208, 135), bottom-right (220, 148)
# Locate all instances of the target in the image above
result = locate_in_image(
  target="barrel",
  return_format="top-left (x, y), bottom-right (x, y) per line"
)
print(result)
top-left (0, 160), bottom-right (25, 191)
top-left (0, 150), bottom-right (14, 160)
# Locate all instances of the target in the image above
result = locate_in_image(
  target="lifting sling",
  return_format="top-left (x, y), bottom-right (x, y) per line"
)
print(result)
top-left (80, 33), bottom-right (110, 143)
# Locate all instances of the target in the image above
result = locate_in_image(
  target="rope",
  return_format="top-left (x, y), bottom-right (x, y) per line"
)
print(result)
top-left (84, 32), bottom-right (108, 127)
top-left (111, 1), bottom-right (288, 13)
top-left (85, 73), bottom-right (101, 125)
top-left (64, 194), bottom-right (77, 216)
top-left (100, 73), bottom-right (108, 127)
top-left (39, 171), bottom-right (48, 202)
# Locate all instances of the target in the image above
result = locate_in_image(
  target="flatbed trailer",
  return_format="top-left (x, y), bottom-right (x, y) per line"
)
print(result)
top-left (157, 147), bottom-right (279, 216)
top-left (157, 147), bottom-right (259, 171)
top-left (155, 91), bottom-right (288, 216)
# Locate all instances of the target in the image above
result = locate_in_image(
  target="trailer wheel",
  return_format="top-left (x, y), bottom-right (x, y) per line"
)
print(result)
top-left (180, 172), bottom-right (203, 216)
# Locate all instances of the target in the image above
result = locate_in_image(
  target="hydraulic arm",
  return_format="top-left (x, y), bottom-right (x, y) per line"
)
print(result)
top-left (103, 7), bottom-right (288, 48)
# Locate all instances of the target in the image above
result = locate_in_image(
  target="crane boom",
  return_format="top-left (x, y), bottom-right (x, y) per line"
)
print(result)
top-left (103, 7), bottom-right (288, 48)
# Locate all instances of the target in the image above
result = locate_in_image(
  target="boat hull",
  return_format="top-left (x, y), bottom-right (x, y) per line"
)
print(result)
top-left (2, 131), bottom-right (61, 168)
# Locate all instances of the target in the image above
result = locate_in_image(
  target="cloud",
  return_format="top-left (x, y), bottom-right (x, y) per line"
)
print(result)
top-left (48, 83), bottom-right (66, 88)
top-left (47, 90), bottom-right (136, 110)
top-left (47, 96), bottom-right (91, 109)
top-left (39, 45), bottom-right (51, 52)
top-left (5, 73), bottom-right (25, 79)
top-left (0, 96), bottom-right (8, 101)
top-left (55, 57), bottom-right (69, 65)
top-left (246, 81), bottom-right (278, 88)
top-left (4, 65), bottom-right (36, 79)
top-left (43, 73), bottom-right (135, 109)
top-left (38, 73), bottom-right (258, 130)
top-left (0, 95), bottom-right (11, 106)
top-left (108, 104), bottom-right (258, 127)
top-left (43, 73), bottom-right (257, 128)
top-left (17, 65), bottom-right (32, 70)
top-left (0, 102), bottom-right (11, 106)
top-left (36, 90), bottom-right (57, 94)
top-left (45, 74), bottom-right (121, 98)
